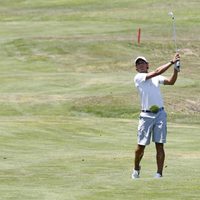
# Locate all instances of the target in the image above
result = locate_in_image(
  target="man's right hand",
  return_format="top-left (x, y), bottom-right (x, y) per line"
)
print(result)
top-left (172, 53), bottom-right (180, 72)
top-left (172, 53), bottom-right (180, 64)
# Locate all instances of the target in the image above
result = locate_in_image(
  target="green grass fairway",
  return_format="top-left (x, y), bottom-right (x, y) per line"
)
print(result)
top-left (0, 1), bottom-right (199, 200)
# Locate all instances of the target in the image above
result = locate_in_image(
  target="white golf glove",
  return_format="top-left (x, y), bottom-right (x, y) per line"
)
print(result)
top-left (174, 61), bottom-right (180, 72)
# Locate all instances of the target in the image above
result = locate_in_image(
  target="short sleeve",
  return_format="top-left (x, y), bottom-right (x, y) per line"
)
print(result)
top-left (134, 73), bottom-right (147, 87)
top-left (158, 75), bottom-right (166, 85)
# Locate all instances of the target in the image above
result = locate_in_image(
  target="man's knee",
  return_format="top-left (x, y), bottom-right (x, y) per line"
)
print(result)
top-left (135, 144), bottom-right (145, 154)
top-left (155, 143), bottom-right (165, 154)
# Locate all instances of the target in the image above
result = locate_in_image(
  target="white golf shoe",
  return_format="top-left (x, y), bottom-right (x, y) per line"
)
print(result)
top-left (154, 173), bottom-right (162, 178)
top-left (131, 167), bottom-right (141, 179)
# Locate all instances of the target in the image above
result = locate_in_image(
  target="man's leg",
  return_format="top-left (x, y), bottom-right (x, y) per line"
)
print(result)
top-left (134, 144), bottom-right (145, 170)
top-left (155, 143), bottom-right (165, 176)
top-left (132, 144), bottom-right (145, 179)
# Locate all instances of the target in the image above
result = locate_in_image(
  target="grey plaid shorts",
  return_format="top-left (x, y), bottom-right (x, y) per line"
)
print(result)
top-left (137, 110), bottom-right (167, 145)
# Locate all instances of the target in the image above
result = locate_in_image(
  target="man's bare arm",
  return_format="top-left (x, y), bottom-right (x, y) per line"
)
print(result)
top-left (164, 69), bottom-right (178, 85)
top-left (146, 53), bottom-right (180, 80)
top-left (146, 62), bottom-right (173, 80)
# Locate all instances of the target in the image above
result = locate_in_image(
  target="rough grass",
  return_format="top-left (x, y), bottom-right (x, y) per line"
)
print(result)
top-left (0, 0), bottom-right (199, 200)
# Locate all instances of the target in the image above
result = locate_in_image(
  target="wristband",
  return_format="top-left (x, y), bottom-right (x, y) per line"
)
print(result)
top-left (170, 60), bottom-right (175, 65)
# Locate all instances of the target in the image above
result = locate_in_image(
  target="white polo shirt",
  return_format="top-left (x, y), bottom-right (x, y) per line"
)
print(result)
top-left (134, 73), bottom-right (165, 110)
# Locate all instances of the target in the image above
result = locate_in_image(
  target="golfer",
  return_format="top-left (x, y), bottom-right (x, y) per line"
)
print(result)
top-left (131, 53), bottom-right (180, 179)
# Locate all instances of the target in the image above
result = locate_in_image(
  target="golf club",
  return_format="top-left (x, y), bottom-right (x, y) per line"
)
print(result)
top-left (168, 11), bottom-right (180, 71)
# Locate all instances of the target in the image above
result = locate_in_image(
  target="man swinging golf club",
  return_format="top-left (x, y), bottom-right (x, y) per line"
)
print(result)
top-left (131, 52), bottom-right (180, 179)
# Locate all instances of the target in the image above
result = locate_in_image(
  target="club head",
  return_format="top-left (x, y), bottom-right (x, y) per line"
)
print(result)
top-left (168, 11), bottom-right (174, 19)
